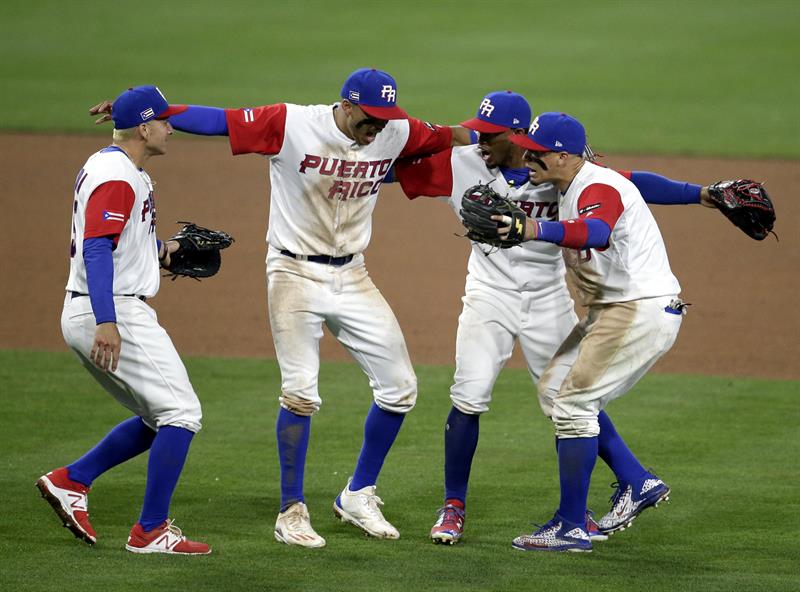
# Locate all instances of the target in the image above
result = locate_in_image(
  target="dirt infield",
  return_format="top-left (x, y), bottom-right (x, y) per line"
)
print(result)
top-left (2, 133), bottom-right (797, 380)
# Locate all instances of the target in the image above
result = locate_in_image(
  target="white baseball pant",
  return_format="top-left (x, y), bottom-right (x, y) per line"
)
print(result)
top-left (267, 248), bottom-right (417, 416)
top-left (538, 295), bottom-right (683, 438)
top-left (61, 293), bottom-right (202, 433)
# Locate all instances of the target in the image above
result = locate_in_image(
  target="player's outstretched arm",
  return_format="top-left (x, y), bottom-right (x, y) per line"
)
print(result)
top-left (450, 125), bottom-right (474, 147)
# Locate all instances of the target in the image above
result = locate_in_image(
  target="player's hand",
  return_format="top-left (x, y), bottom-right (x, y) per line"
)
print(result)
top-left (492, 215), bottom-right (537, 241)
top-left (91, 322), bottom-right (121, 372)
top-left (158, 239), bottom-right (180, 268)
top-left (699, 186), bottom-right (716, 208)
top-left (89, 100), bottom-right (113, 125)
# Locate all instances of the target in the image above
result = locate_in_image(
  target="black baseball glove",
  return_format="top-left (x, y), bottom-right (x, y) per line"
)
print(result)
top-left (459, 184), bottom-right (527, 249)
top-left (162, 221), bottom-right (235, 280)
top-left (706, 179), bottom-right (776, 241)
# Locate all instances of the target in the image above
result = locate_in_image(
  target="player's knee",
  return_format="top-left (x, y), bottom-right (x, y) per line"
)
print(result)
top-left (450, 391), bottom-right (489, 415)
top-left (153, 399), bottom-right (203, 433)
top-left (552, 414), bottom-right (599, 438)
top-left (375, 377), bottom-right (417, 414)
top-left (279, 392), bottom-right (320, 416)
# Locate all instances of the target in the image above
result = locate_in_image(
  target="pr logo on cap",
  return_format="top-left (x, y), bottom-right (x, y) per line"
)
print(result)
top-left (461, 91), bottom-right (531, 133)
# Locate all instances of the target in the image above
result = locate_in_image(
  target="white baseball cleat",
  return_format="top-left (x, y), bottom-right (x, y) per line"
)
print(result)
top-left (597, 475), bottom-right (671, 535)
top-left (333, 478), bottom-right (399, 539)
top-left (36, 467), bottom-right (97, 545)
top-left (274, 502), bottom-right (326, 548)
top-left (126, 519), bottom-right (211, 555)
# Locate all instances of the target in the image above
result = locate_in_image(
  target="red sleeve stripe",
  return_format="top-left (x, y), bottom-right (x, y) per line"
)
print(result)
top-left (84, 181), bottom-right (136, 243)
top-left (226, 104), bottom-right (287, 156)
top-left (576, 183), bottom-right (624, 230)
top-left (395, 149), bottom-right (454, 199)
top-left (400, 118), bottom-right (453, 158)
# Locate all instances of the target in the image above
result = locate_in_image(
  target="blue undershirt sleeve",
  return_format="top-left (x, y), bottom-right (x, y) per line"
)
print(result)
top-left (169, 105), bottom-right (228, 136)
top-left (468, 130), bottom-right (479, 144)
top-left (83, 236), bottom-right (116, 324)
top-left (630, 171), bottom-right (701, 205)
top-left (536, 220), bottom-right (565, 244)
top-left (583, 218), bottom-right (612, 247)
top-left (536, 218), bottom-right (612, 249)
top-left (383, 165), bottom-right (396, 184)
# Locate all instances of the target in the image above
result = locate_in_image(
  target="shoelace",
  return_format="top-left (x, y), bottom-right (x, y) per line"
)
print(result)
top-left (435, 506), bottom-right (465, 526)
top-left (164, 519), bottom-right (186, 540)
top-left (608, 481), bottom-right (627, 506)
top-left (285, 507), bottom-right (312, 531)
top-left (362, 493), bottom-right (385, 516)
top-left (526, 516), bottom-right (560, 536)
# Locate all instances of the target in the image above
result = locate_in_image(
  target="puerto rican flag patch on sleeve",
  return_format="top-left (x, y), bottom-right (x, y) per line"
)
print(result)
top-left (103, 210), bottom-right (126, 222)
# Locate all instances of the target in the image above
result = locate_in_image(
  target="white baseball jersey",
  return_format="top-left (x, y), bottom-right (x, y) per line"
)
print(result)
top-left (222, 102), bottom-right (450, 413)
top-left (559, 162), bottom-right (681, 306)
top-left (62, 145), bottom-right (200, 432)
top-left (66, 146), bottom-right (160, 297)
top-left (225, 103), bottom-right (452, 256)
top-left (396, 146), bottom-right (578, 413)
top-left (398, 146), bottom-right (567, 295)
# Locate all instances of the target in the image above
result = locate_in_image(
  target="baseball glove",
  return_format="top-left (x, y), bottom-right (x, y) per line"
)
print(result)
top-left (459, 184), bottom-right (527, 249)
top-left (162, 221), bottom-right (235, 280)
top-left (706, 179), bottom-right (775, 241)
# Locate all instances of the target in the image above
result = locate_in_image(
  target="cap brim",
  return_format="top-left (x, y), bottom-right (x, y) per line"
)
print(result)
top-left (460, 117), bottom-right (513, 133)
top-left (156, 104), bottom-right (189, 119)
top-left (359, 103), bottom-right (407, 120)
top-left (509, 135), bottom-right (553, 151)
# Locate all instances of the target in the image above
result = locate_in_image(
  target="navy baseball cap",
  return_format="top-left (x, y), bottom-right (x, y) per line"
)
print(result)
top-left (510, 112), bottom-right (586, 154)
top-left (340, 68), bottom-right (407, 120)
top-left (111, 85), bottom-right (187, 129)
top-left (460, 91), bottom-right (531, 133)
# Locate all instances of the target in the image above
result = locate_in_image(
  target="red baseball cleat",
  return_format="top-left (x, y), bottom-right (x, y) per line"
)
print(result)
top-left (126, 520), bottom-right (211, 555)
top-left (36, 467), bottom-right (97, 545)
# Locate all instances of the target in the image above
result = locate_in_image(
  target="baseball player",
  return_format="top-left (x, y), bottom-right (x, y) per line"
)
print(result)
top-left (90, 68), bottom-right (472, 548)
top-left (37, 86), bottom-right (210, 555)
top-left (501, 112), bottom-right (685, 552)
top-left (392, 91), bottom-right (716, 546)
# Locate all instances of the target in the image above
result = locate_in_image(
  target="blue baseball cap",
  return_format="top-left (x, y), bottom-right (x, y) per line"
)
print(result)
top-left (340, 68), bottom-right (407, 120)
top-left (460, 91), bottom-right (531, 133)
top-left (111, 85), bottom-right (187, 129)
top-left (510, 112), bottom-right (586, 154)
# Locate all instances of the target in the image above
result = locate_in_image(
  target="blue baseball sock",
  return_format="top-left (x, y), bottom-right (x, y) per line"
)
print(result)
top-left (349, 403), bottom-right (405, 491)
top-left (443, 406), bottom-right (480, 506)
top-left (67, 416), bottom-right (155, 486)
top-left (139, 426), bottom-right (195, 532)
top-left (557, 436), bottom-right (598, 526)
top-left (277, 407), bottom-right (311, 511)
top-left (597, 410), bottom-right (648, 486)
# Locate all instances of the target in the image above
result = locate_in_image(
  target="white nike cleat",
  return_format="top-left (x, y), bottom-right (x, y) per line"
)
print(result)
top-left (333, 478), bottom-right (399, 539)
top-left (598, 474), bottom-right (671, 535)
top-left (274, 502), bottom-right (326, 548)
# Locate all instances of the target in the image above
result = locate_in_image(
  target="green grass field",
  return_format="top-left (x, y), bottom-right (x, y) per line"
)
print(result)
top-left (1, 0), bottom-right (798, 157)
top-left (2, 350), bottom-right (797, 592)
